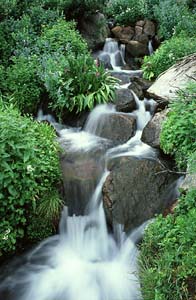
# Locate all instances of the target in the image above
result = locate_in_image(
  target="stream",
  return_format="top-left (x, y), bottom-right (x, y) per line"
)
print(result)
top-left (0, 39), bottom-right (179, 300)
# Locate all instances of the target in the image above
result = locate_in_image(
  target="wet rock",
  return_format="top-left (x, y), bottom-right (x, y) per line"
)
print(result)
top-left (110, 72), bottom-right (131, 84)
top-left (128, 76), bottom-right (152, 99)
top-left (98, 53), bottom-right (113, 69)
top-left (141, 109), bottom-right (169, 148)
top-left (126, 40), bottom-right (148, 57)
top-left (60, 143), bottom-right (109, 215)
top-left (80, 13), bottom-right (109, 51)
top-left (114, 88), bottom-right (136, 112)
top-left (103, 156), bottom-right (179, 232)
top-left (110, 70), bottom-right (143, 84)
top-left (95, 113), bottom-right (136, 145)
top-left (147, 54), bottom-right (196, 104)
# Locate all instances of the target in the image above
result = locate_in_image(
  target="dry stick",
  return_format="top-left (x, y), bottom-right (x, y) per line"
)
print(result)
top-left (155, 159), bottom-right (188, 176)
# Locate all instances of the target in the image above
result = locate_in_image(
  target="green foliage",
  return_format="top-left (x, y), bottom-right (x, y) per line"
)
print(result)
top-left (140, 188), bottom-right (196, 300)
top-left (42, 0), bottom-right (107, 19)
top-left (0, 104), bottom-right (62, 255)
top-left (5, 55), bottom-right (42, 114)
top-left (37, 19), bottom-right (88, 56)
top-left (0, 0), bottom-right (17, 20)
top-left (153, 0), bottom-right (191, 39)
top-left (160, 82), bottom-right (196, 170)
top-left (142, 34), bottom-right (196, 80)
top-left (106, 0), bottom-right (147, 25)
top-left (39, 52), bottom-right (117, 118)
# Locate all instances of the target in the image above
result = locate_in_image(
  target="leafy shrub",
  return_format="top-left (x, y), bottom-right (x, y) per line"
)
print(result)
top-left (5, 55), bottom-right (42, 114)
top-left (106, 0), bottom-right (147, 25)
top-left (0, 103), bottom-right (62, 255)
top-left (140, 188), bottom-right (196, 300)
top-left (0, 0), bottom-right (17, 20)
top-left (160, 82), bottom-right (196, 170)
top-left (37, 19), bottom-right (88, 56)
top-left (153, 0), bottom-right (190, 39)
top-left (142, 34), bottom-right (196, 80)
top-left (144, 0), bottom-right (159, 19)
top-left (39, 52), bottom-right (117, 119)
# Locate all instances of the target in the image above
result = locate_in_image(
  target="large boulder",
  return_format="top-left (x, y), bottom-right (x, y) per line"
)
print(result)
top-left (114, 88), bottom-right (136, 112)
top-left (147, 54), bottom-right (196, 104)
top-left (111, 26), bottom-right (134, 42)
top-left (95, 113), bottom-right (136, 145)
top-left (143, 20), bottom-right (156, 37)
top-left (103, 156), bottom-right (179, 232)
top-left (126, 40), bottom-right (148, 57)
top-left (80, 13), bottom-right (109, 51)
top-left (141, 109), bottom-right (169, 148)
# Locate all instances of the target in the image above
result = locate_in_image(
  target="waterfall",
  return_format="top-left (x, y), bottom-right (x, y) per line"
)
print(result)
top-left (148, 40), bottom-right (154, 56)
top-left (98, 38), bottom-right (126, 71)
top-left (0, 40), bottom-right (178, 300)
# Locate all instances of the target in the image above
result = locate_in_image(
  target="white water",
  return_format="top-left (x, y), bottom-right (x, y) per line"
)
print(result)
top-left (0, 171), bottom-right (143, 300)
top-left (99, 38), bottom-right (126, 71)
top-left (148, 40), bottom-right (154, 56)
top-left (84, 104), bottom-right (116, 135)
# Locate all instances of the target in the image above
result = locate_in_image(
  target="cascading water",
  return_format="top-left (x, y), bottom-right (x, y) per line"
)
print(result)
top-left (98, 38), bottom-right (126, 71)
top-left (148, 40), bottom-right (154, 56)
top-left (0, 38), bottom-right (178, 300)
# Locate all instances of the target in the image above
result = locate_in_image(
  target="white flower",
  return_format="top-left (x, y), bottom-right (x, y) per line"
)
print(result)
top-left (5, 229), bottom-right (10, 235)
top-left (27, 165), bottom-right (35, 173)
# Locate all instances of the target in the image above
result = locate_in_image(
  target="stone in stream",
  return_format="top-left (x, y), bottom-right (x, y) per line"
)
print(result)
top-left (111, 70), bottom-right (143, 84)
top-left (94, 113), bottom-right (137, 145)
top-left (103, 156), bottom-right (179, 232)
top-left (114, 88), bottom-right (136, 112)
top-left (60, 143), bottom-right (109, 215)
top-left (126, 40), bottom-right (148, 57)
top-left (141, 109), bottom-right (169, 148)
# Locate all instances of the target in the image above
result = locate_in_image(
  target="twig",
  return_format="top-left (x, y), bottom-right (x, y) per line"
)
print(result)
top-left (155, 159), bottom-right (188, 176)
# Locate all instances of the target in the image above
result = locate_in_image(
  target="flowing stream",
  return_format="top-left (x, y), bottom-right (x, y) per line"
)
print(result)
top-left (0, 39), bottom-right (177, 300)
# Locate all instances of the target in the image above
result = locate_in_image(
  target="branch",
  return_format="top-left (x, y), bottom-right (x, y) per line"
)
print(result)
top-left (155, 159), bottom-right (188, 176)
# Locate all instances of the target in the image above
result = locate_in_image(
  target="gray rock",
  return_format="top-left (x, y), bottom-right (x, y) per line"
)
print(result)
top-left (60, 142), bottom-right (109, 215)
top-left (95, 113), bottom-right (136, 145)
top-left (98, 53), bottom-right (113, 69)
top-left (114, 88), bottom-right (136, 112)
top-left (147, 54), bottom-right (196, 104)
top-left (110, 70), bottom-right (143, 84)
top-left (141, 109), bottom-right (169, 148)
top-left (103, 156), bottom-right (179, 232)
top-left (129, 77), bottom-right (152, 99)
top-left (80, 13), bottom-right (109, 51)
top-left (180, 165), bottom-right (196, 191)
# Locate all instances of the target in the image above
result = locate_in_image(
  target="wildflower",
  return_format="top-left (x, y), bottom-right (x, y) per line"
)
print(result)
top-left (27, 165), bottom-right (35, 173)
